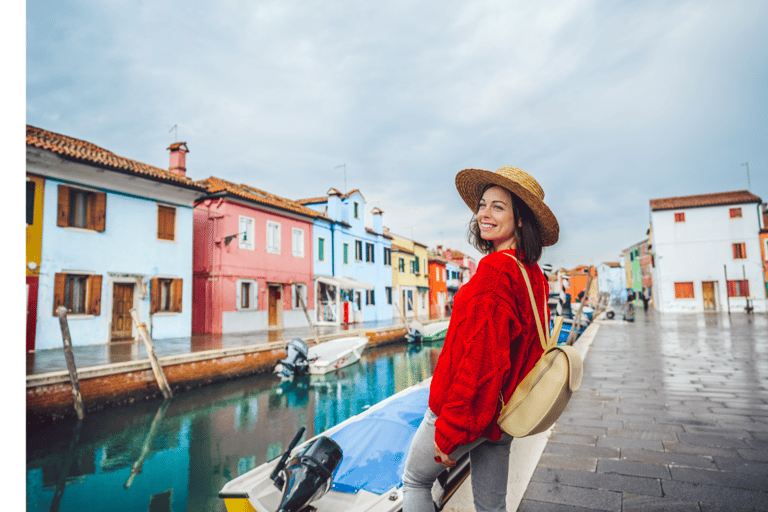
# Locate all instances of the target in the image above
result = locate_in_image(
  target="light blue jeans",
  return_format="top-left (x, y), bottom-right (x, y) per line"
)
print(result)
top-left (402, 409), bottom-right (513, 512)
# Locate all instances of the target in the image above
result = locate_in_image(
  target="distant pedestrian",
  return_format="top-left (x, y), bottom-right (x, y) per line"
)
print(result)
top-left (641, 289), bottom-right (649, 312)
top-left (402, 166), bottom-right (559, 512)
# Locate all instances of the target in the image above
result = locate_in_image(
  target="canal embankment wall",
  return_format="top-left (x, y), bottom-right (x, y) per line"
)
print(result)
top-left (27, 324), bottom-right (411, 425)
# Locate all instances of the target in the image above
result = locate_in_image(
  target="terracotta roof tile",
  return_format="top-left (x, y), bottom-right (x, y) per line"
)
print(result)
top-left (296, 196), bottom-right (328, 205)
top-left (391, 242), bottom-right (414, 255)
top-left (650, 190), bottom-right (762, 211)
top-left (197, 177), bottom-right (325, 220)
top-left (26, 125), bottom-right (205, 189)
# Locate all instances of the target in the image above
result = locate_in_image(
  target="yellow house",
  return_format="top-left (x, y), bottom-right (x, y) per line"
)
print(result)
top-left (388, 231), bottom-right (429, 319)
top-left (26, 173), bottom-right (45, 351)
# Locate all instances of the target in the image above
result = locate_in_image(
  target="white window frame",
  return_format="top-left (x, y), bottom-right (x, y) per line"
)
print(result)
top-left (355, 239), bottom-right (363, 261)
top-left (236, 279), bottom-right (258, 310)
top-left (239, 216), bottom-right (255, 250)
top-left (267, 220), bottom-right (281, 254)
top-left (292, 283), bottom-right (308, 309)
top-left (292, 228), bottom-right (305, 257)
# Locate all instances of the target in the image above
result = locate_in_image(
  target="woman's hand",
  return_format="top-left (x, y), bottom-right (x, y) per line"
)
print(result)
top-left (434, 441), bottom-right (456, 468)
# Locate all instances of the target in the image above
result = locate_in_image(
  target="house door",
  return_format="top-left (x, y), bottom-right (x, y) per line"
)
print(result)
top-left (111, 283), bottom-right (134, 340)
top-left (702, 281), bottom-right (716, 311)
top-left (268, 285), bottom-right (282, 328)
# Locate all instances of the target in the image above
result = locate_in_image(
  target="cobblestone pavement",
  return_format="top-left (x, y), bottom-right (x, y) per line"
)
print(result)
top-left (518, 309), bottom-right (768, 512)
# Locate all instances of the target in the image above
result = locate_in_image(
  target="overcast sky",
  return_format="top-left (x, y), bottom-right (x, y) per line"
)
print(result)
top-left (24, 0), bottom-right (768, 269)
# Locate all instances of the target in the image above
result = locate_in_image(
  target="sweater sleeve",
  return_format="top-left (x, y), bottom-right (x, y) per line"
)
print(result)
top-left (434, 268), bottom-right (523, 454)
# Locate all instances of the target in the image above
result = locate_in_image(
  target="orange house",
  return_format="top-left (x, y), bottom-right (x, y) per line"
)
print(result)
top-left (566, 265), bottom-right (598, 304)
top-left (427, 252), bottom-right (448, 318)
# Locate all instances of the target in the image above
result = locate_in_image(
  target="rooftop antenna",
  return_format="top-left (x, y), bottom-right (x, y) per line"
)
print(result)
top-left (335, 164), bottom-right (346, 193)
top-left (741, 162), bottom-right (750, 190)
top-left (169, 124), bottom-right (178, 142)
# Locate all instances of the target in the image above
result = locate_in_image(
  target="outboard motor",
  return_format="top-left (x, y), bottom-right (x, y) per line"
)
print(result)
top-left (270, 429), bottom-right (343, 512)
top-left (405, 319), bottom-right (423, 343)
top-left (274, 338), bottom-right (309, 379)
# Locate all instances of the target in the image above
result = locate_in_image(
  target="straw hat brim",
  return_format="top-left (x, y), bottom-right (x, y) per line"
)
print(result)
top-left (455, 167), bottom-right (559, 246)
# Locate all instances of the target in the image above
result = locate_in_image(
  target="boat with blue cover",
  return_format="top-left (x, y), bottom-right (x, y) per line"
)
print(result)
top-left (219, 378), bottom-right (468, 512)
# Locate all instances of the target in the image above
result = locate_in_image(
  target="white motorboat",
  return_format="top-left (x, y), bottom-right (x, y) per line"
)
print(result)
top-left (421, 320), bottom-right (450, 342)
top-left (218, 377), bottom-right (469, 512)
top-left (307, 335), bottom-right (369, 375)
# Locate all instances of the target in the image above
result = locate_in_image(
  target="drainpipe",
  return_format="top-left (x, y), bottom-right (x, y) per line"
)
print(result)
top-left (724, 264), bottom-right (730, 314)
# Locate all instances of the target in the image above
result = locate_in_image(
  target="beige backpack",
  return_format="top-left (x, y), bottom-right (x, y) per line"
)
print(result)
top-left (497, 254), bottom-right (583, 438)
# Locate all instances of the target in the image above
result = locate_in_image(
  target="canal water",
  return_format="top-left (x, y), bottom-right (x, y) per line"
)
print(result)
top-left (27, 339), bottom-right (444, 512)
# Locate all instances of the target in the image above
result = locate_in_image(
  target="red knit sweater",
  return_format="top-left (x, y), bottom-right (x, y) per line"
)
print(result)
top-left (429, 249), bottom-right (549, 455)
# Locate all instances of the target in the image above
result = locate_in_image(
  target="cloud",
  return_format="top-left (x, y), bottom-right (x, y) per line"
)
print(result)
top-left (27, 0), bottom-right (768, 269)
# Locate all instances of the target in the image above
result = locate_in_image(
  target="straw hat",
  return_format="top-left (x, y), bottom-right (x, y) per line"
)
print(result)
top-left (455, 165), bottom-right (559, 246)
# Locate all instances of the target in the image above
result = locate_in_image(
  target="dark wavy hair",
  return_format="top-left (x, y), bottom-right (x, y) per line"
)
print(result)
top-left (467, 184), bottom-right (543, 263)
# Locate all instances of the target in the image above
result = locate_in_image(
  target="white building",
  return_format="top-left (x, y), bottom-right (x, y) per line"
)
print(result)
top-left (596, 262), bottom-right (626, 305)
top-left (650, 190), bottom-right (765, 313)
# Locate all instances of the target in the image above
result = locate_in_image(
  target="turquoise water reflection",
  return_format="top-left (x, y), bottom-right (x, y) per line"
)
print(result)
top-left (26, 341), bottom-right (442, 512)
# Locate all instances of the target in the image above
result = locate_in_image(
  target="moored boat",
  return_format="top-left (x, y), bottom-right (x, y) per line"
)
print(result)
top-left (307, 335), bottom-right (369, 375)
top-left (218, 377), bottom-right (469, 512)
top-left (421, 320), bottom-right (450, 343)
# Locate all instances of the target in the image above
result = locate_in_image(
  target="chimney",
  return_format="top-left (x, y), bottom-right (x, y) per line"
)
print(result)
top-left (371, 207), bottom-right (383, 234)
top-left (167, 142), bottom-right (189, 176)
top-left (327, 188), bottom-right (342, 222)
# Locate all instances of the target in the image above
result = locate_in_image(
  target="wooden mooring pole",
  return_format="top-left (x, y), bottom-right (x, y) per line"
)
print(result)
top-left (130, 309), bottom-right (173, 399)
top-left (56, 306), bottom-right (85, 420)
top-left (297, 292), bottom-right (321, 346)
top-left (566, 274), bottom-right (593, 346)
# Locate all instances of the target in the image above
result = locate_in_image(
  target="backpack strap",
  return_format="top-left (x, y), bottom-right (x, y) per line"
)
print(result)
top-left (505, 253), bottom-right (551, 351)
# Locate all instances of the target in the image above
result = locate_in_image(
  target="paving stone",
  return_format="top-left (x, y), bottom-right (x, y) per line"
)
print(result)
top-left (736, 448), bottom-right (768, 462)
top-left (661, 479), bottom-right (768, 510)
top-left (663, 442), bottom-right (740, 458)
top-left (670, 466), bottom-right (768, 491)
top-left (552, 424), bottom-right (609, 437)
top-left (545, 442), bottom-right (620, 459)
top-left (517, 499), bottom-right (613, 512)
top-left (557, 418), bottom-right (625, 429)
top-left (596, 436), bottom-right (664, 451)
top-left (537, 453), bottom-right (599, 471)
top-left (712, 457), bottom-right (768, 475)
top-left (522, 481), bottom-right (622, 511)
top-left (548, 433), bottom-right (598, 446)
top-left (621, 448), bottom-right (717, 469)
top-left (597, 459), bottom-right (671, 479)
top-left (530, 466), bottom-right (662, 497)
top-left (699, 502), bottom-right (768, 512)
top-left (676, 433), bottom-right (752, 450)
top-left (605, 427), bottom-right (680, 441)
top-left (621, 494), bottom-right (701, 512)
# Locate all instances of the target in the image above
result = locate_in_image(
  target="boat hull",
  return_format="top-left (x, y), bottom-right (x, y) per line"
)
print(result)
top-left (219, 378), bottom-right (465, 512)
top-left (308, 336), bottom-right (368, 375)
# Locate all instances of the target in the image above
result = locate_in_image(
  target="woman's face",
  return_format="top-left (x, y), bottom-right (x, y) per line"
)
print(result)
top-left (476, 186), bottom-right (521, 252)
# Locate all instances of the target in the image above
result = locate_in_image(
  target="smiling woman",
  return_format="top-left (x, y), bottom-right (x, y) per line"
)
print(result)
top-left (402, 165), bottom-right (558, 512)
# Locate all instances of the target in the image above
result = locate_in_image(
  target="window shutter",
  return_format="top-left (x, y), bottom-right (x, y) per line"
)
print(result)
top-left (53, 273), bottom-right (66, 314)
top-left (158, 206), bottom-right (175, 240)
top-left (172, 278), bottom-right (183, 312)
top-left (150, 277), bottom-right (160, 314)
top-left (88, 274), bottom-right (102, 315)
top-left (57, 185), bottom-right (70, 227)
top-left (92, 192), bottom-right (107, 232)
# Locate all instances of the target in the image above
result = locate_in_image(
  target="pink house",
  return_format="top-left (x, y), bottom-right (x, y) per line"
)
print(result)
top-left (192, 177), bottom-right (325, 334)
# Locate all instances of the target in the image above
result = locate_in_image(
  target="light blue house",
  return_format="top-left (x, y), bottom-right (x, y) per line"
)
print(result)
top-left (26, 126), bottom-right (207, 350)
top-left (298, 189), bottom-right (393, 325)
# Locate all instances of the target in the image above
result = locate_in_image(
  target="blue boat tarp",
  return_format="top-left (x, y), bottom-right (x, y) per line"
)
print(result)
top-left (329, 388), bottom-right (429, 495)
